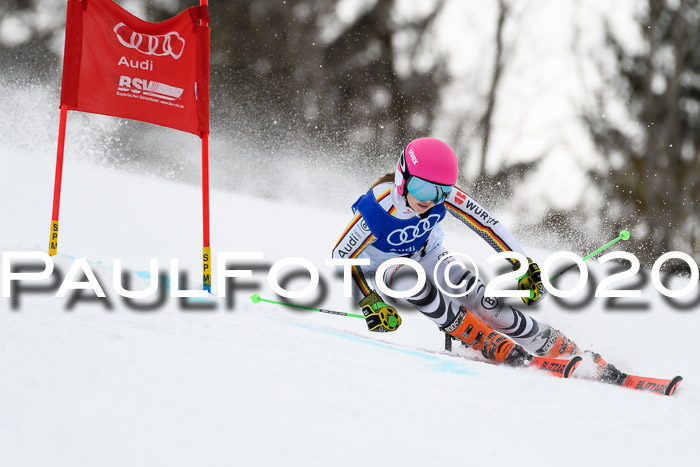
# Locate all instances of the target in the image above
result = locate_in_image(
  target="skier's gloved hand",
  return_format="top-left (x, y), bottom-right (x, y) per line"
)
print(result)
top-left (512, 257), bottom-right (546, 306)
top-left (359, 290), bottom-right (401, 332)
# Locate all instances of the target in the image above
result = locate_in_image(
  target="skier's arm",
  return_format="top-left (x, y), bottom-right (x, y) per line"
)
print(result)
top-left (444, 185), bottom-right (528, 265)
top-left (444, 186), bottom-right (546, 305)
top-left (331, 213), bottom-right (401, 331)
top-left (331, 213), bottom-right (376, 299)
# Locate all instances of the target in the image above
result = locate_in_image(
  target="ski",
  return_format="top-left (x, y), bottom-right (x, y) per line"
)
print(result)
top-left (622, 374), bottom-right (684, 396)
top-left (443, 333), bottom-right (576, 378)
top-left (528, 355), bottom-right (577, 378)
top-left (564, 356), bottom-right (683, 396)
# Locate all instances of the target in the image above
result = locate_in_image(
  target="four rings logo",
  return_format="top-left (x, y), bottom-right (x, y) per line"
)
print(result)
top-left (386, 214), bottom-right (440, 246)
top-left (113, 22), bottom-right (185, 60)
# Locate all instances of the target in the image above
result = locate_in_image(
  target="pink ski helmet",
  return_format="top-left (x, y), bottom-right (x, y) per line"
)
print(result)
top-left (395, 137), bottom-right (458, 203)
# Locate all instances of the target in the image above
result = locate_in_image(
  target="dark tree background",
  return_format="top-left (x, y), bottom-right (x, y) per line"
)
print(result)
top-left (0, 0), bottom-right (529, 184)
top-left (585, 0), bottom-right (700, 268)
top-left (144, 0), bottom-right (448, 163)
top-left (0, 0), bottom-right (63, 78)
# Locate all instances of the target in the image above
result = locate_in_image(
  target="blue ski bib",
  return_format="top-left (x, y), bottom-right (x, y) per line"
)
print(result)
top-left (352, 189), bottom-right (446, 255)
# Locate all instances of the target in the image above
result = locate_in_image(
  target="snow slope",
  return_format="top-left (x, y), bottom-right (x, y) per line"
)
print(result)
top-left (1, 141), bottom-right (699, 467)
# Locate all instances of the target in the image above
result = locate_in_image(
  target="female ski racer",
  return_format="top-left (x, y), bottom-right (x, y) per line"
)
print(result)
top-left (331, 137), bottom-right (624, 380)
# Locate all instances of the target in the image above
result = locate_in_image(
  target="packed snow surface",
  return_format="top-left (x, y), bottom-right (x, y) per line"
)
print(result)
top-left (1, 147), bottom-right (699, 467)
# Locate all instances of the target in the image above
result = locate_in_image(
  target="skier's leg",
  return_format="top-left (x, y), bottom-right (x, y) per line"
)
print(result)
top-left (420, 247), bottom-right (580, 359)
top-left (384, 252), bottom-right (624, 377)
top-left (380, 254), bottom-right (459, 328)
top-left (382, 252), bottom-right (529, 365)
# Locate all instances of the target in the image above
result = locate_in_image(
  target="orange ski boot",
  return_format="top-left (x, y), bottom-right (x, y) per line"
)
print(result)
top-left (585, 351), bottom-right (628, 385)
top-left (535, 327), bottom-right (581, 359)
top-left (443, 307), bottom-right (531, 367)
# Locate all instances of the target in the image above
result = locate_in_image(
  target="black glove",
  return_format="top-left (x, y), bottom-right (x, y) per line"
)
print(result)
top-left (513, 257), bottom-right (547, 306)
top-left (359, 291), bottom-right (402, 332)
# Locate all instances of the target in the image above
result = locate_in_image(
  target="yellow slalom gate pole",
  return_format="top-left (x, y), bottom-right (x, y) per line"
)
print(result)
top-left (203, 246), bottom-right (211, 293)
top-left (49, 220), bottom-right (60, 256)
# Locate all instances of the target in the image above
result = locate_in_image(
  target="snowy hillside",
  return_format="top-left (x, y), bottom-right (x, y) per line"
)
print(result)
top-left (1, 141), bottom-right (699, 466)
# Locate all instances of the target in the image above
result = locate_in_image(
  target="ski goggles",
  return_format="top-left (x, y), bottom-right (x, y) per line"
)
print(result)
top-left (406, 176), bottom-right (453, 204)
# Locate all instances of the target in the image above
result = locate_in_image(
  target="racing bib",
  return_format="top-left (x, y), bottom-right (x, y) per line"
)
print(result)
top-left (352, 188), bottom-right (446, 255)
